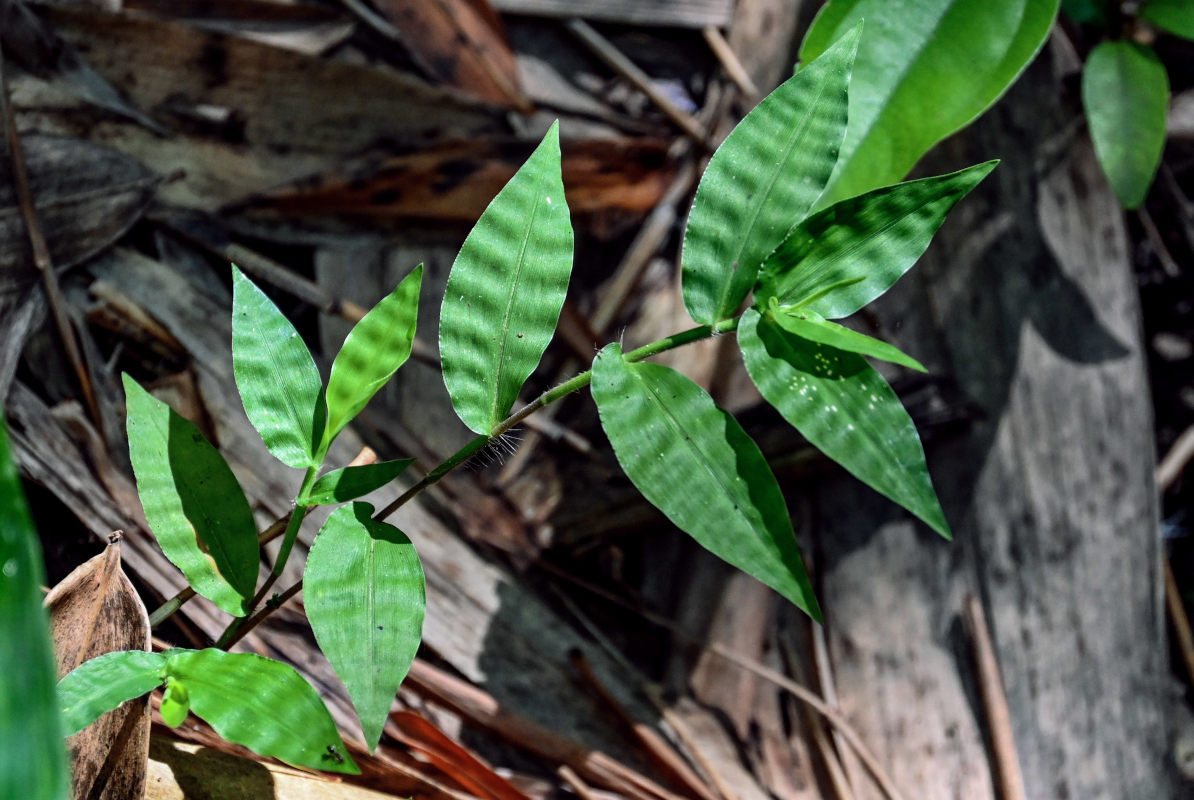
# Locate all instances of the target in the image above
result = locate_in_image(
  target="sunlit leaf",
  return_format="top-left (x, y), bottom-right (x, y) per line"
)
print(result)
top-left (305, 503), bottom-right (425, 750)
top-left (757, 162), bottom-right (995, 319)
top-left (232, 266), bottom-right (326, 468)
top-left (440, 122), bottom-right (573, 434)
top-left (800, 0), bottom-right (1056, 202)
top-left (0, 418), bottom-right (68, 800)
top-left (57, 650), bottom-right (167, 736)
top-left (159, 678), bottom-right (190, 728)
top-left (164, 649), bottom-right (358, 774)
top-left (1082, 40), bottom-right (1169, 209)
top-left (681, 25), bottom-right (858, 325)
top-left (769, 302), bottom-right (925, 372)
top-left (1140, 0), bottom-right (1194, 41)
top-left (591, 344), bottom-right (820, 619)
top-left (324, 265), bottom-right (423, 449)
top-left (124, 375), bottom-right (258, 616)
top-left (738, 308), bottom-right (949, 537)
top-left (304, 459), bottom-right (416, 506)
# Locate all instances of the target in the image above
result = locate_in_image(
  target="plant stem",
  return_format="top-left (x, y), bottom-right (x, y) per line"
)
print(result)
top-left (154, 316), bottom-right (741, 632)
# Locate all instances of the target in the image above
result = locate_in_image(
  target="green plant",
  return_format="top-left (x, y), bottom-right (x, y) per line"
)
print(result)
top-left (56, 26), bottom-right (995, 774)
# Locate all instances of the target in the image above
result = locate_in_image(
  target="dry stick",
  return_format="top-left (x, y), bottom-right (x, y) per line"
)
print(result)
top-left (811, 622), bottom-right (865, 796)
top-left (1138, 207), bottom-right (1183, 279)
top-left (963, 596), bottom-right (1026, 800)
top-left (565, 18), bottom-right (711, 149)
top-left (1157, 425), bottom-right (1194, 687)
top-left (778, 636), bottom-right (854, 800)
top-left (701, 26), bottom-right (759, 103)
top-left (0, 38), bottom-right (102, 429)
top-left (557, 766), bottom-right (602, 800)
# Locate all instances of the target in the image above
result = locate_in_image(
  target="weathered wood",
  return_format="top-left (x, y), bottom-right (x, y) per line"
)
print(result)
top-left (808, 42), bottom-right (1182, 799)
top-left (492, 0), bottom-right (733, 29)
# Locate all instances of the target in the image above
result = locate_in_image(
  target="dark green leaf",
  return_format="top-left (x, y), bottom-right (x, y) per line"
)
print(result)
top-left (757, 162), bottom-right (996, 319)
top-left (1140, 0), bottom-right (1194, 41)
top-left (1060, 0), bottom-right (1107, 24)
top-left (305, 503), bottom-right (425, 750)
top-left (591, 344), bottom-right (820, 619)
top-left (57, 650), bottom-right (167, 736)
top-left (738, 308), bottom-right (949, 537)
top-left (164, 648), bottom-right (358, 774)
top-left (681, 26), bottom-right (858, 325)
top-left (159, 678), bottom-right (190, 728)
top-left (440, 122), bottom-right (574, 434)
top-left (124, 375), bottom-right (258, 616)
top-left (0, 418), bottom-right (69, 800)
top-left (1082, 40), bottom-right (1169, 209)
top-left (324, 265), bottom-right (423, 449)
top-left (800, 0), bottom-right (1056, 202)
top-left (769, 302), bottom-right (926, 372)
top-left (232, 266), bottom-right (327, 468)
top-left (305, 459), bottom-right (416, 505)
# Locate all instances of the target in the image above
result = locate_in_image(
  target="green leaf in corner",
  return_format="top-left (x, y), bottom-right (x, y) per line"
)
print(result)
top-left (738, 308), bottom-right (949, 538)
top-left (304, 458), bottom-right (416, 505)
top-left (57, 650), bottom-right (167, 736)
top-left (232, 266), bottom-right (327, 468)
top-left (440, 122), bottom-right (574, 435)
top-left (164, 649), bottom-right (359, 774)
top-left (305, 503), bottom-right (425, 750)
top-left (757, 162), bottom-right (996, 319)
top-left (1140, 0), bottom-right (1194, 41)
top-left (324, 265), bottom-right (423, 450)
top-left (800, 0), bottom-right (1056, 203)
top-left (680, 25), bottom-right (858, 325)
top-left (591, 344), bottom-right (820, 619)
top-left (0, 417), bottom-right (69, 800)
top-left (769, 302), bottom-right (926, 372)
top-left (124, 375), bottom-right (258, 616)
top-left (1082, 40), bottom-right (1169, 209)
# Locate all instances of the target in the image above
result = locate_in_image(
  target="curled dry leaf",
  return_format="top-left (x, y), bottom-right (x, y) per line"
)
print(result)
top-left (46, 533), bottom-right (152, 800)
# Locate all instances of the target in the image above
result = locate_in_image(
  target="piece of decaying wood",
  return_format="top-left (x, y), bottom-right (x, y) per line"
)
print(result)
top-left (386, 711), bottom-right (531, 800)
top-left (47, 534), bottom-right (152, 800)
top-left (701, 27), bottom-right (758, 103)
top-left (963, 596), bottom-right (1026, 800)
top-left (726, 0), bottom-right (805, 96)
top-left (492, 0), bottom-right (733, 28)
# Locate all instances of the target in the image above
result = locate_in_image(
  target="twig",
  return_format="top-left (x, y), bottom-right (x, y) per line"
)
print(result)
top-left (782, 633), bottom-right (854, 800)
top-left (1157, 427), bottom-right (1194, 688)
top-left (557, 766), bottom-right (602, 800)
top-left (1158, 424), bottom-right (1194, 492)
top-left (810, 622), bottom-right (862, 797)
top-left (701, 27), bottom-right (758, 103)
top-left (1138, 207), bottom-right (1182, 279)
top-left (0, 34), bottom-right (102, 429)
top-left (963, 595), bottom-right (1026, 800)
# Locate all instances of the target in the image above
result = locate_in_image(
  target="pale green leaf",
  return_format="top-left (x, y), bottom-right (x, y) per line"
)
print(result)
top-left (232, 266), bottom-right (327, 468)
top-left (681, 25), bottom-right (858, 325)
top-left (305, 503), bottom-right (425, 750)
top-left (1140, 0), bottom-right (1194, 41)
top-left (124, 374), bottom-right (258, 616)
top-left (801, 0), bottom-right (1056, 202)
top-left (1082, 41), bottom-right (1169, 209)
top-left (159, 678), bottom-right (190, 728)
top-left (757, 162), bottom-right (996, 319)
top-left (591, 344), bottom-right (820, 619)
top-left (769, 303), bottom-right (925, 372)
top-left (324, 265), bottom-right (423, 449)
top-left (440, 122), bottom-right (574, 434)
top-left (165, 649), bottom-right (358, 774)
top-left (57, 650), bottom-right (167, 736)
top-left (738, 308), bottom-right (949, 537)
top-left (0, 418), bottom-right (68, 800)
top-left (305, 459), bottom-right (416, 506)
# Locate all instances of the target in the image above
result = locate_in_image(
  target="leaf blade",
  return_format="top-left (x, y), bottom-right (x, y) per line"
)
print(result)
top-left (591, 344), bottom-right (820, 618)
top-left (57, 650), bottom-right (167, 736)
top-left (305, 503), bottom-right (425, 750)
top-left (738, 308), bottom-right (949, 537)
top-left (1140, 0), bottom-right (1194, 41)
top-left (770, 305), bottom-right (926, 372)
top-left (165, 649), bottom-right (359, 774)
top-left (325, 265), bottom-right (423, 447)
top-left (123, 375), bottom-right (258, 615)
top-left (232, 266), bottom-right (326, 468)
top-left (440, 122), bottom-right (574, 434)
top-left (681, 25), bottom-right (858, 324)
top-left (305, 458), bottom-right (416, 505)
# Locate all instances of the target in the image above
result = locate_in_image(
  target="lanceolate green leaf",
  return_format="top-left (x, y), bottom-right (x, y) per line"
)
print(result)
top-left (770, 303), bottom-right (925, 372)
top-left (1082, 41), bottom-right (1169, 209)
top-left (324, 265), bottom-right (423, 449)
top-left (165, 649), bottom-right (358, 774)
top-left (304, 459), bottom-right (416, 505)
top-left (592, 344), bottom-right (820, 619)
top-left (232, 266), bottom-right (327, 468)
top-left (305, 503), bottom-right (425, 750)
top-left (681, 26), bottom-right (858, 325)
top-left (0, 418), bottom-right (68, 800)
top-left (57, 650), bottom-right (167, 736)
top-left (1140, 0), bottom-right (1194, 41)
top-left (801, 0), bottom-right (1056, 203)
top-left (757, 162), bottom-right (996, 319)
top-left (440, 122), bottom-right (574, 435)
top-left (738, 308), bottom-right (949, 537)
top-left (124, 375), bottom-right (258, 616)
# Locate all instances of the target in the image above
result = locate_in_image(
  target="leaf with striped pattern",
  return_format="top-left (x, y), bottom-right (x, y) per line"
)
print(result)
top-left (440, 122), bottom-right (574, 434)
